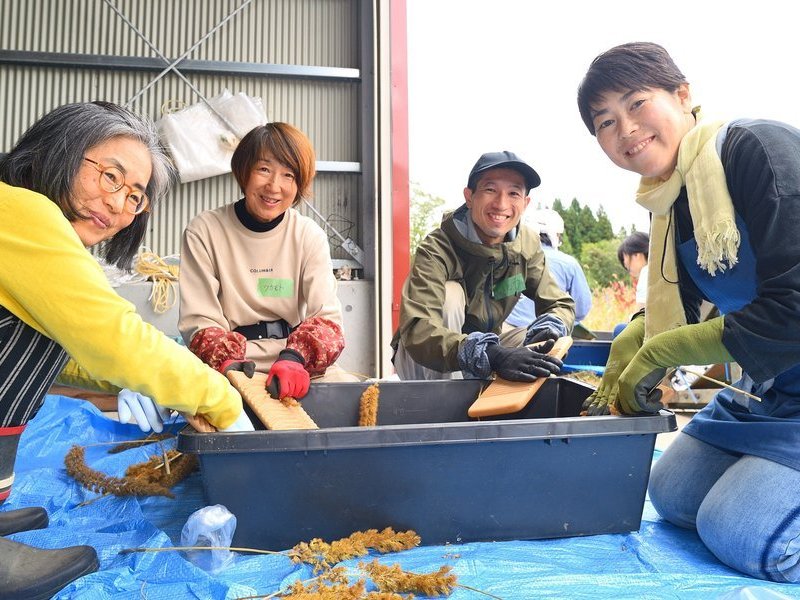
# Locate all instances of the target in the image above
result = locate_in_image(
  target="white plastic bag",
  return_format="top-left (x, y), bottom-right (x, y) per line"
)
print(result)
top-left (180, 504), bottom-right (238, 572)
top-left (157, 89), bottom-right (267, 183)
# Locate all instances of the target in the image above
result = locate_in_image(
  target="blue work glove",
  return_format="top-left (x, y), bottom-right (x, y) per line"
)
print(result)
top-left (615, 317), bottom-right (733, 415)
top-left (485, 340), bottom-right (562, 382)
top-left (117, 388), bottom-right (172, 433)
top-left (523, 315), bottom-right (567, 346)
top-left (219, 410), bottom-right (255, 432)
top-left (582, 312), bottom-right (645, 416)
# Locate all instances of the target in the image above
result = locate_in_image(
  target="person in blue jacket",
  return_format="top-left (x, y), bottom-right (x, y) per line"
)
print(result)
top-left (577, 42), bottom-right (800, 583)
top-left (505, 208), bottom-right (592, 328)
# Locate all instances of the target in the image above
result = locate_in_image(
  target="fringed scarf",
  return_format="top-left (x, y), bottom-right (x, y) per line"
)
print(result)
top-left (635, 119), bottom-right (740, 340)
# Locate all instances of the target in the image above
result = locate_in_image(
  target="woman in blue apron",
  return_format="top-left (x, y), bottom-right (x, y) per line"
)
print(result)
top-left (576, 42), bottom-right (800, 583)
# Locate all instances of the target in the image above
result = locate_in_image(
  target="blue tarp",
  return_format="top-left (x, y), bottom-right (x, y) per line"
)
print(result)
top-left (3, 395), bottom-right (799, 599)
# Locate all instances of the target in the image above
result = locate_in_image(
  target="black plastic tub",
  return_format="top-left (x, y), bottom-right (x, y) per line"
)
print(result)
top-left (178, 378), bottom-right (676, 550)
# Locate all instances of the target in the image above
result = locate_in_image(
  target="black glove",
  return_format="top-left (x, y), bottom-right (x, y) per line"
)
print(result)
top-left (524, 327), bottom-right (560, 346)
top-left (485, 343), bottom-right (563, 382)
top-left (220, 359), bottom-right (256, 378)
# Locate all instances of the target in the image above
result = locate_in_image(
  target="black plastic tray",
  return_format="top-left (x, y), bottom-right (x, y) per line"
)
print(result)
top-left (179, 378), bottom-right (676, 550)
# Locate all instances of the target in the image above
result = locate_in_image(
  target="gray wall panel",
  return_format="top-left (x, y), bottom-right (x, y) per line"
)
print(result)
top-left (1, 0), bottom-right (358, 67)
top-left (0, 0), bottom-right (379, 375)
top-left (1, 0), bottom-right (367, 266)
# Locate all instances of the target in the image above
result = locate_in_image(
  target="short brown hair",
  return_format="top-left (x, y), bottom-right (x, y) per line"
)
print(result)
top-left (231, 122), bottom-right (316, 204)
top-left (577, 42), bottom-right (688, 136)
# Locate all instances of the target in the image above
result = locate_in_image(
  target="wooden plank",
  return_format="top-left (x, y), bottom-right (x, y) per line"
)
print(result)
top-left (468, 337), bottom-right (573, 418)
top-left (227, 371), bottom-right (318, 430)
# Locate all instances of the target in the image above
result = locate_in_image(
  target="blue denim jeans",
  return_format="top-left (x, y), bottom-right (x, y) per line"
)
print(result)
top-left (649, 433), bottom-right (800, 583)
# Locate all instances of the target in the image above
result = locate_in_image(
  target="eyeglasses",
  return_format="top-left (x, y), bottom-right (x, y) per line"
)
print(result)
top-left (83, 157), bottom-right (150, 215)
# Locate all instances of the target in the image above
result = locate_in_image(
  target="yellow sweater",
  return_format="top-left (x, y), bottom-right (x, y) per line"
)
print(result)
top-left (0, 183), bottom-right (242, 428)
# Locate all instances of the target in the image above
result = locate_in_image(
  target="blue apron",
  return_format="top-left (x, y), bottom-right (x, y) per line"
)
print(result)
top-left (678, 214), bottom-right (800, 471)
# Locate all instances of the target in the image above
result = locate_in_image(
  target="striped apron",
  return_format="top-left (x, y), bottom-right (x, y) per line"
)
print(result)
top-left (0, 306), bottom-right (68, 501)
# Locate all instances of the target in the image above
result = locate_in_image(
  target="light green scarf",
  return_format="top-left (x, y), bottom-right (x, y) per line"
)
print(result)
top-left (635, 119), bottom-right (740, 340)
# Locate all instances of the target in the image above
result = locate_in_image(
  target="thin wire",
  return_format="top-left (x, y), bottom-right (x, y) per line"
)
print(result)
top-left (659, 208), bottom-right (680, 284)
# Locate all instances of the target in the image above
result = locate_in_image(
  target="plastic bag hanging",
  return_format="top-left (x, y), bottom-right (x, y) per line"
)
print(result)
top-left (157, 89), bottom-right (267, 183)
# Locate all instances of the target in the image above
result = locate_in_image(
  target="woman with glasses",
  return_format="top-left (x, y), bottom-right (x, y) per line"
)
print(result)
top-left (0, 101), bottom-right (250, 597)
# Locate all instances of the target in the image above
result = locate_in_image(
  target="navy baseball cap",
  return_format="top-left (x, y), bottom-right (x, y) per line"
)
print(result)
top-left (467, 151), bottom-right (541, 192)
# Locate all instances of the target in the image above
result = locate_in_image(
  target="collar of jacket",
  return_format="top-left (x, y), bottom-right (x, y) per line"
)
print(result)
top-left (442, 203), bottom-right (525, 259)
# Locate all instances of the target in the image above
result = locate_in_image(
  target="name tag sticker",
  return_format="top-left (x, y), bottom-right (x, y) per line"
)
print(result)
top-left (258, 278), bottom-right (294, 297)
top-left (493, 273), bottom-right (525, 299)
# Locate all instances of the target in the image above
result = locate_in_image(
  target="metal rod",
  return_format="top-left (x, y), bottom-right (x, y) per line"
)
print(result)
top-left (302, 201), bottom-right (349, 245)
top-left (107, 0), bottom-right (253, 122)
top-left (0, 50), bottom-right (360, 80)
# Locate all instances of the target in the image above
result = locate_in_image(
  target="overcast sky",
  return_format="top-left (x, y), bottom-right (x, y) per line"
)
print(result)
top-left (406, 0), bottom-right (800, 233)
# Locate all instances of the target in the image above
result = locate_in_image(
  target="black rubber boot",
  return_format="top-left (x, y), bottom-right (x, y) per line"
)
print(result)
top-left (0, 507), bottom-right (48, 536)
top-left (0, 536), bottom-right (99, 599)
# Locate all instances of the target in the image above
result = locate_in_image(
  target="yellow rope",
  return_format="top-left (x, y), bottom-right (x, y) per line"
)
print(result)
top-left (134, 250), bottom-right (179, 314)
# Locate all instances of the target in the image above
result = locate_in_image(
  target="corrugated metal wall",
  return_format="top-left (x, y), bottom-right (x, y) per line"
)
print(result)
top-left (0, 0), bottom-right (370, 267)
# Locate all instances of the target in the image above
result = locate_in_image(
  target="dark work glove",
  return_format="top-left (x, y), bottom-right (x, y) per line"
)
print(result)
top-left (523, 326), bottom-right (560, 347)
top-left (218, 359), bottom-right (256, 378)
top-left (523, 315), bottom-right (566, 346)
top-left (266, 349), bottom-right (310, 399)
top-left (485, 343), bottom-right (562, 382)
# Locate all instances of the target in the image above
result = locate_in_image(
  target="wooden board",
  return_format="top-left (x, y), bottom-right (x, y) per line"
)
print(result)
top-left (47, 385), bottom-right (118, 412)
top-left (48, 384), bottom-right (217, 431)
top-left (182, 412), bottom-right (216, 432)
top-left (226, 370), bottom-right (318, 430)
top-left (467, 336), bottom-right (573, 418)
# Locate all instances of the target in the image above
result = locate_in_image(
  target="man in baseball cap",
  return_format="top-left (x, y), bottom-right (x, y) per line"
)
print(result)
top-left (467, 150), bottom-right (541, 192)
top-left (391, 150), bottom-right (575, 381)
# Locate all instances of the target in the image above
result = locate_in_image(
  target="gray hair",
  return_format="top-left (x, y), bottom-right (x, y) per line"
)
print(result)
top-left (0, 101), bottom-right (175, 268)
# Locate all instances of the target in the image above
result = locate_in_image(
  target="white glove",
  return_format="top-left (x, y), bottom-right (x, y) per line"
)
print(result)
top-left (117, 388), bottom-right (172, 433)
top-left (219, 410), bottom-right (255, 432)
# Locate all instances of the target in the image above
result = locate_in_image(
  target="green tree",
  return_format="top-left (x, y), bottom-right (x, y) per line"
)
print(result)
top-left (409, 183), bottom-right (446, 256)
top-left (595, 206), bottom-right (614, 240)
top-left (580, 237), bottom-right (628, 289)
top-left (552, 198), bottom-right (616, 256)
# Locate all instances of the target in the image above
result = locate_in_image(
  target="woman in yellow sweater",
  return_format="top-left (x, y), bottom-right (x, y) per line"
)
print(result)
top-left (0, 101), bottom-right (247, 597)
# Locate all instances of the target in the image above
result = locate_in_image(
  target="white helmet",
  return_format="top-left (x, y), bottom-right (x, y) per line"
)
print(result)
top-left (531, 209), bottom-right (564, 248)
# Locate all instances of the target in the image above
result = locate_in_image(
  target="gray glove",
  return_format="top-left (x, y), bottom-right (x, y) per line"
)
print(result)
top-left (523, 315), bottom-right (567, 346)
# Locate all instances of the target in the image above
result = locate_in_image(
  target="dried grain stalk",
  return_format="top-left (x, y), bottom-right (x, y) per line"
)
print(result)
top-left (289, 527), bottom-right (420, 572)
top-left (361, 560), bottom-right (456, 596)
top-left (358, 383), bottom-right (380, 427)
top-left (276, 578), bottom-right (406, 599)
top-left (108, 433), bottom-right (172, 454)
top-left (280, 396), bottom-right (300, 408)
top-left (65, 444), bottom-right (197, 499)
